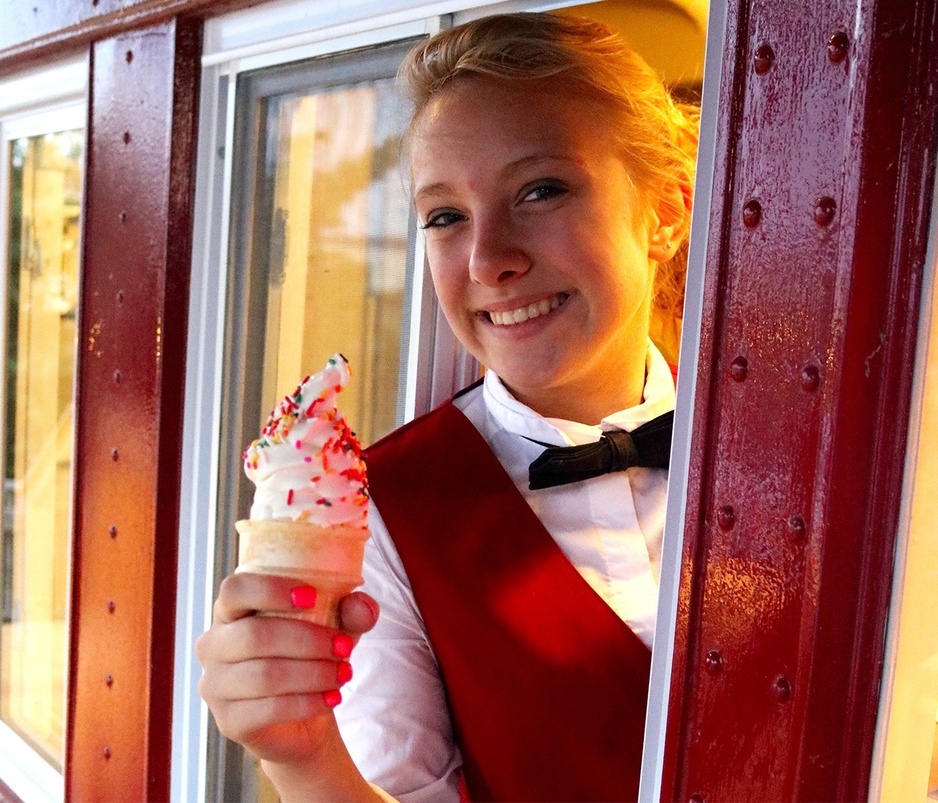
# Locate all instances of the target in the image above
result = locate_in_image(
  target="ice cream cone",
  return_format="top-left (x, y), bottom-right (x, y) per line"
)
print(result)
top-left (235, 518), bottom-right (370, 628)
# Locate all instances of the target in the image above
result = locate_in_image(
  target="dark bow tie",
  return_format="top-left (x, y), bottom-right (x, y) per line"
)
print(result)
top-left (528, 410), bottom-right (673, 490)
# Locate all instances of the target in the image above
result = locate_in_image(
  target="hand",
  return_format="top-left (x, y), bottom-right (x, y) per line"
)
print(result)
top-left (195, 572), bottom-right (379, 765)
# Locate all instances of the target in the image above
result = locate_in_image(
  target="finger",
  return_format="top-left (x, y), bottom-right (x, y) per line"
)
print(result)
top-left (214, 572), bottom-right (318, 624)
top-left (203, 656), bottom-right (351, 702)
top-left (212, 691), bottom-right (337, 741)
top-left (198, 614), bottom-right (335, 664)
top-left (338, 591), bottom-right (380, 636)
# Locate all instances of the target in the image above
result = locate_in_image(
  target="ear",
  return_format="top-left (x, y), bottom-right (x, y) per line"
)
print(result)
top-left (647, 177), bottom-right (692, 263)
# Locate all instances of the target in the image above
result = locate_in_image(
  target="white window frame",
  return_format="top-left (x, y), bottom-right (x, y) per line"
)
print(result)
top-left (173, 1), bottom-right (721, 800)
top-left (637, 0), bottom-right (724, 794)
top-left (0, 52), bottom-right (87, 803)
top-left (867, 137), bottom-right (938, 799)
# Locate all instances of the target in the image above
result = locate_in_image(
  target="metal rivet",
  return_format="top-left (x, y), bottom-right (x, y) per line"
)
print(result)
top-left (116, 289), bottom-right (125, 303)
top-left (729, 355), bottom-right (749, 381)
top-left (105, 674), bottom-right (113, 687)
top-left (690, 794), bottom-right (706, 803)
top-left (717, 504), bottom-right (736, 531)
top-left (108, 525), bottom-right (117, 538)
top-left (773, 675), bottom-right (792, 703)
top-left (111, 448), bottom-right (119, 461)
top-left (814, 196), bottom-right (837, 226)
top-left (114, 369), bottom-right (122, 384)
top-left (125, 50), bottom-right (133, 64)
top-left (828, 31), bottom-right (849, 63)
top-left (754, 43), bottom-right (775, 74)
top-left (704, 649), bottom-right (723, 675)
top-left (801, 364), bottom-right (820, 391)
top-left (103, 746), bottom-right (111, 759)
top-left (787, 514), bottom-right (807, 542)
top-left (107, 600), bottom-right (116, 613)
top-left (742, 199), bottom-right (762, 228)
top-left (119, 210), bottom-right (127, 222)
top-left (122, 131), bottom-right (131, 145)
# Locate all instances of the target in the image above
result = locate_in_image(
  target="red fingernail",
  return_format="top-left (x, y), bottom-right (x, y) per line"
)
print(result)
top-left (332, 633), bottom-right (353, 658)
top-left (323, 689), bottom-right (342, 708)
top-left (290, 586), bottom-right (317, 608)
top-left (337, 661), bottom-right (353, 685)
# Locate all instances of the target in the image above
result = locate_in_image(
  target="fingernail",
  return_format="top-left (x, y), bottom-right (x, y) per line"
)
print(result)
top-left (290, 586), bottom-right (317, 608)
top-left (332, 633), bottom-right (353, 659)
top-left (337, 661), bottom-right (353, 685)
top-left (323, 689), bottom-right (342, 708)
top-left (362, 596), bottom-right (380, 620)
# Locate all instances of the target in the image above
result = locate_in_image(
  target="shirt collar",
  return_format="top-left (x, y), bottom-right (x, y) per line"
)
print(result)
top-left (482, 341), bottom-right (676, 447)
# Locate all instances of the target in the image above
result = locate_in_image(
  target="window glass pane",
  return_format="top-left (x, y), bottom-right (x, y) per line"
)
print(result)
top-left (217, 40), bottom-right (416, 801)
top-left (236, 43), bottom-right (416, 452)
top-left (1, 128), bottom-right (82, 769)
top-left (260, 83), bottom-right (410, 440)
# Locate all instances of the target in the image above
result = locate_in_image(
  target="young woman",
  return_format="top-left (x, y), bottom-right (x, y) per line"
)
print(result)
top-left (196, 12), bottom-right (696, 802)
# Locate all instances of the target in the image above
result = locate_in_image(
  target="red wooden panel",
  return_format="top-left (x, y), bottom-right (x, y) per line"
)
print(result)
top-left (66, 19), bottom-right (200, 802)
top-left (664, 0), bottom-right (938, 799)
top-left (0, 0), bottom-right (256, 69)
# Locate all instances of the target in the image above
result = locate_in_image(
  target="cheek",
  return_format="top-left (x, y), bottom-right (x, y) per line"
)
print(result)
top-left (427, 250), bottom-right (469, 323)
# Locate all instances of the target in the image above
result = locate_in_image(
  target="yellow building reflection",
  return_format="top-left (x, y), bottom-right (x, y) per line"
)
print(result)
top-left (874, 246), bottom-right (938, 799)
top-left (1, 128), bottom-right (82, 769)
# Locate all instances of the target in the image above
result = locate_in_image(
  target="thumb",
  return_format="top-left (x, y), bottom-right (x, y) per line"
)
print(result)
top-left (338, 591), bottom-right (379, 636)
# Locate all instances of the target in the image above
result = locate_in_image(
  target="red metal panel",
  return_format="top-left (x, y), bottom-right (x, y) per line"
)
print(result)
top-left (66, 19), bottom-right (200, 801)
top-left (0, 0), bottom-right (258, 69)
top-left (664, 0), bottom-right (938, 799)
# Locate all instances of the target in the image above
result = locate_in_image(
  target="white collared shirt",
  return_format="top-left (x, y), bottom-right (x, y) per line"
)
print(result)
top-left (336, 343), bottom-right (674, 802)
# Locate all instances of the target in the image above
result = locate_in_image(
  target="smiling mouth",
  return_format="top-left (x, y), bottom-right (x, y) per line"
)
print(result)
top-left (485, 292), bottom-right (570, 326)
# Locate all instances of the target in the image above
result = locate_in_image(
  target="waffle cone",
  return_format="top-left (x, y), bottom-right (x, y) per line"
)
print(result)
top-left (235, 518), bottom-right (369, 628)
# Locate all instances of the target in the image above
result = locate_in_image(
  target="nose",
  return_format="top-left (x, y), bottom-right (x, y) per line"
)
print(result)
top-left (467, 216), bottom-right (531, 286)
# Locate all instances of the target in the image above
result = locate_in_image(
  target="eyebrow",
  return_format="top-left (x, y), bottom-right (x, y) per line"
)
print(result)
top-left (414, 152), bottom-right (584, 204)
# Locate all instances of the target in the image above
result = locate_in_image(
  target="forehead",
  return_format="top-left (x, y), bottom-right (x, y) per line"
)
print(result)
top-left (409, 76), bottom-right (611, 169)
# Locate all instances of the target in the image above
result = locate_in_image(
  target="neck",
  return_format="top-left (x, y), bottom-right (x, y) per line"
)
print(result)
top-left (506, 350), bottom-right (648, 425)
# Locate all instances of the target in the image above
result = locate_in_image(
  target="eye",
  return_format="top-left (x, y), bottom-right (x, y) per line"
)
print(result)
top-left (522, 182), bottom-right (567, 203)
top-left (420, 209), bottom-right (466, 229)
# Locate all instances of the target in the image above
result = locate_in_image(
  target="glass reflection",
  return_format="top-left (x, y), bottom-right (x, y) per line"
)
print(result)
top-left (1, 128), bottom-right (82, 768)
top-left (252, 75), bottom-right (412, 447)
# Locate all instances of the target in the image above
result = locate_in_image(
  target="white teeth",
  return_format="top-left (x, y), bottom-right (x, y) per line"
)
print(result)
top-left (488, 293), bottom-right (567, 326)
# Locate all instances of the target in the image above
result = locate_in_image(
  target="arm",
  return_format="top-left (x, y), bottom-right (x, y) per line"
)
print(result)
top-left (335, 506), bottom-right (463, 802)
top-left (195, 506), bottom-right (461, 802)
top-left (195, 572), bottom-right (382, 802)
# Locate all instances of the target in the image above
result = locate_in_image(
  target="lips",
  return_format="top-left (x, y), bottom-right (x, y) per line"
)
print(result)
top-left (486, 292), bottom-right (569, 326)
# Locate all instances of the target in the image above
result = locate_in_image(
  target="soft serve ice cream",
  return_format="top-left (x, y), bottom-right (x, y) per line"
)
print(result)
top-left (244, 353), bottom-right (368, 526)
top-left (237, 354), bottom-right (370, 627)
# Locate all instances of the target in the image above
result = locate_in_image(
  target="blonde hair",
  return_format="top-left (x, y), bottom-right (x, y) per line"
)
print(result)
top-left (399, 12), bottom-right (698, 322)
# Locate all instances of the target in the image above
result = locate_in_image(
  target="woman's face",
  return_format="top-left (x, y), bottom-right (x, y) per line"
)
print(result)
top-left (411, 77), bottom-right (668, 420)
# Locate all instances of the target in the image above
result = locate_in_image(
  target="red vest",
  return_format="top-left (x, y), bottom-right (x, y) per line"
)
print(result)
top-left (367, 399), bottom-right (651, 802)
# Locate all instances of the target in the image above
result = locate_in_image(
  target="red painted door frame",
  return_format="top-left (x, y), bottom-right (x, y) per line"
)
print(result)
top-left (65, 20), bottom-right (201, 801)
top-left (662, 0), bottom-right (938, 799)
top-left (0, 0), bottom-right (936, 800)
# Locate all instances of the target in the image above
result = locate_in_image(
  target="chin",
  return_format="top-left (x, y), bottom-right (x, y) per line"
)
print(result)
top-left (490, 362), bottom-right (568, 398)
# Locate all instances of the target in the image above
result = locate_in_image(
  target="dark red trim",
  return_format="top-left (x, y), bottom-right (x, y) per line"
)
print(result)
top-left (66, 18), bottom-right (200, 802)
top-left (0, 0), bottom-right (256, 71)
top-left (663, 0), bottom-right (938, 799)
top-left (0, 776), bottom-right (22, 803)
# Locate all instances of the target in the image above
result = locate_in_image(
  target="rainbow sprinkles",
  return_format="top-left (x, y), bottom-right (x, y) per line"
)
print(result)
top-left (243, 354), bottom-right (369, 527)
